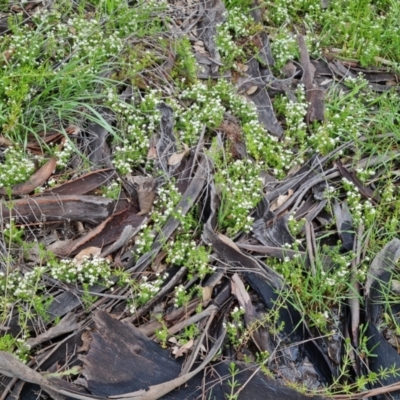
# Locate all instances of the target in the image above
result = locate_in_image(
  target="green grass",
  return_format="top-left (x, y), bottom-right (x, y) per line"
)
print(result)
top-left (1, 0), bottom-right (400, 397)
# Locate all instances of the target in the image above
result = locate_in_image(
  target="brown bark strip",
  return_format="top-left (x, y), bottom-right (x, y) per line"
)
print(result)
top-left (297, 34), bottom-right (325, 124)
top-left (0, 195), bottom-right (113, 224)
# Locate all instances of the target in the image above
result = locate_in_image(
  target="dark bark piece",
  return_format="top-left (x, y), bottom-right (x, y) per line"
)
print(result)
top-left (232, 273), bottom-right (273, 353)
top-left (264, 154), bottom-right (325, 204)
top-left (333, 201), bottom-right (355, 251)
top-left (81, 311), bottom-right (181, 396)
top-left (51, 203), bottom-right (144, 257)
top-left (80, 311), bottom-right (327, 400)
top-left (202, 225), bottom-right (334, 384)
top-left (155, 103), bottom-right (177, 179)
top-left (335, 160), bottom-right (378, 203)
top-left (361, 72), bottom-right (396, 83)
top-left (0, 17), bottom-right (10, 34)
top-left (41, 169), bottom-right (116, 196)
top-left (25, 313), bottom-right (80, 349)
top-left (250, 86), bottom-right (284, 137)
top-left (253, 215), bottom-right (295, 248)
top-left (0, 352), bottom-right (66, 400)
top-left (366, 323), bottom-right (400, 400)
top-left (312, 59), bottom-right (333, 76)
top-left (196, 0), bottom-right (225, 75)
top-left (86, 108), bottom-right (114, 168)
top-left (365, 239), bottom-right (400, 324)
top-left (0, 195), bottom-right (113, 224)
top-left (363, 240), bottom-right (400, 399)
top-left (369, 82), bottom-right (398, 92)
top-left (0, 157), bottom-right (57, 196)
top-left (329, 60), bottom-right (356, 79)
top-left (249, 0), bottom-right (274, 66)
top-left (26, 131), bottom-right (64, 155)
top-left (297, 35), bottom-right (325, 124)
top-left (46, 291), bottom-right (83, 322)
top-left (244, 59), bottom-right (284, 137)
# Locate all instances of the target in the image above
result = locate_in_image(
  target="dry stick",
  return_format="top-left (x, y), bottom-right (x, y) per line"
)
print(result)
top-left (305, 220), bottom-right (317, 277)
top-left (332, 380), bottom-right (400, 399)
top-left (189, 124), bottom-right (206, 179)
top-left (290, 171), bottom-right (340, 213)
top-left (167, 304), bottom-right (218, 336)
top-left (350, 224), bottom-right (364, 352)
top-left (180, 306), bottom-right (218, 376)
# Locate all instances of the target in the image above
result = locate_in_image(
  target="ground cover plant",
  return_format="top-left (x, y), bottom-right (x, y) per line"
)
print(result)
top-left (0, 0), bottom-right (400, 399)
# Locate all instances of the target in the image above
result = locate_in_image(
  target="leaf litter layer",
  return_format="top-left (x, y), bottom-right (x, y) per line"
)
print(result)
top-left (0, 0), bottom-right (400, 399)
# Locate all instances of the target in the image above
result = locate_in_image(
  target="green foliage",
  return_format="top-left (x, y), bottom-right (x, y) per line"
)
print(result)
top-left (225, 306), bottom-right (245, 347)
top-left (167, 236), bottom-right (212, 279)
top-left (262, 0), bottom-right (400, 68)
top-left (226, 362), bottom-right (241, 400)
top-left (101, 179), bottom-right (122, 200)
top-left (213, 155), bottom-right (263, 235)
top-left (155, 318), bottom-right (169, 348)
top-left (172, 37), bottom-right (198, 85)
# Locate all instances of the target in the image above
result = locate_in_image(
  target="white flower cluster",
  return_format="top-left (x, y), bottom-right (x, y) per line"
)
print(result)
top-left (216, 159), bottom-right (263, 235)
top-left (174, 284), bottom-right (188, 307)
top-left (108, 89), bottom-right (160, 174)
top-left (5, 28), bottom-right (40, 67)
top-left (355, 167), bottom-right (375, 184)
top-left (215, 7), bottom-right (254, 65)
top-left (179, 82), bottom-right (225, 143)
top-left (167, 235), bottom-right (213, 279)
top-left (132, 272), bottom-right (168, 311)
top-left (0, 267), bottom-right (46, 302)
top-left (49, 256), bottom-right (113, 287)
top-left (152, 183), bottom-right (181, 224)
top-left (309, 90), bottom-right (367, 154)
top-left (134, 225), bottom-right (156, 257)
top-left (55, 140), bottom-right (75, 169)
top-left (271, 28), bottom-right (298, 68)
top-left (284, 84), bottom-right (308, 138)
top-left (0, 147), bottom-right (36, 188)
top-left (101, 180), bottom-right (121, 200)
top-left (344, 73), bottom-right (369, 89)
top-left (225, 306), bottom-right (245, 346)
top-left (342, 178), bottom-right (376, 226)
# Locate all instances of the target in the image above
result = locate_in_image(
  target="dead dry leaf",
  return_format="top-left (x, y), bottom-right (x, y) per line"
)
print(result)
top-left (74, 246), bottom-right (102, 264)
top-left (65, 125), bottom-right (81, 135)
top-left (147, 146), bottom-right (157, 160)
top-left (270, 189), bottom-right (294, 211)
top-left (216, 233), bottom-right (241, 252)
top-left (130, 176), bottom-right (156, 215)
top-left (168, 143), bottom-right (190, 166)
top-left (0, 135), bottom-right (13, 146)
top-left (193, 45), bottom-right (206, 54)
top-left (172, 339), bottom-right (194, 358)
top-left (202, 286), bottom-right (213, 304)
top-left (246, 85), bottom-right (258, 95)
top-left (235, 63), bottom-right (248, 73)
